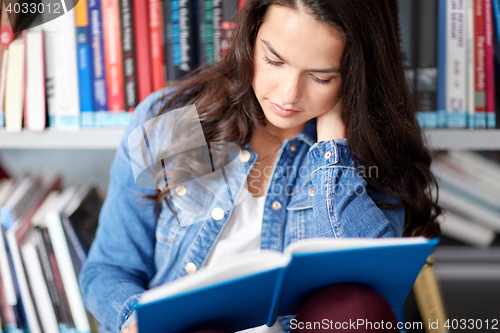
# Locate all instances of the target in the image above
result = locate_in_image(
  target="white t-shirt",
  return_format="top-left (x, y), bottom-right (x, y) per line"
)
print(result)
top-left (204, 186), bottom-right (284, 333)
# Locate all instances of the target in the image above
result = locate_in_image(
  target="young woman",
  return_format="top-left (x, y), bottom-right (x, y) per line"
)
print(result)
top-left (80, 0), bottom-right (441, 332)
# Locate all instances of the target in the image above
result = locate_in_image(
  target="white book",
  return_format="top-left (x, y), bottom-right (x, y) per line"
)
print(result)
top-left (439, 153), bottom-right (500, 203)
top-left (4, 37), bottom-right (24, 132)
top-left (438, 186), bottom-right (500, 232)
top-left (45, 191), bottom-right (90, 333)
top-left (31, 191), bottom-right (61, 227)
top-left (5, 225), bottom-right (42, 333)
top-left (24, 26), bottom-right (46, 131)
top-left (0, 175), bottom-right (39, 229)
top-left (438, 210), bottom-right (496, 248)
top-left (446, 151), bottom-right (500, 188)
top-left (465, 0), bottom-right (475, 128)
top-left (0, 179), bottom-right (16, 206)
top-left (446, 0), bottom-right (468, 127)
top-left (21, 233), bottom-right (59, 333)
top-left (46, 1), bottom-right (81, 130)
top-left (42, 16), bottom-right (56, 127)
top-left (431, 158), bottom-right (500, 212)
top-left (0, 224), bottom-right (16, 305)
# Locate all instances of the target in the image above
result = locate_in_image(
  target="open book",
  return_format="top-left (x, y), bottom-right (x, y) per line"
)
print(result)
top-left (137, 237), bottom-right (438, 333)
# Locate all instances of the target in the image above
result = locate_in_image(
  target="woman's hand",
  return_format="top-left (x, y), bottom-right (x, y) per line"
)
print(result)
top-left (316, 98), bottom-right (346, 142)
top-left (122, 319), bottom-right (138, 333)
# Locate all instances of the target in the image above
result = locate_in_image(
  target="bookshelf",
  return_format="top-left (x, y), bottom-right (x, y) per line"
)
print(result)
top-left (1, 129), bottom-right (500, 150)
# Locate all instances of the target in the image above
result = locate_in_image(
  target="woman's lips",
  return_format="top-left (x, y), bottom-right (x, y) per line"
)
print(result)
top-left (270, 102), bottom-right (301, 118)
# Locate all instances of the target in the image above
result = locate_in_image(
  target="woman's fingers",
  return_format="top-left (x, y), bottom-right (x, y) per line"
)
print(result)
top-left (122, 319), bottom-right (138, 333)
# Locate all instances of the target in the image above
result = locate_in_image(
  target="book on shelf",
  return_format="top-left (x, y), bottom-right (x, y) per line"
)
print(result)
top-left (23, 24), bottom-right (46, 132)
top-left (136, 237), bottom-right (438, 333)
top-left (149, 0), bottom-right (166, 91)
top-left (118, 0), bottom-right (138, 113)
top-left (133, 0), bottom-right (153, 102)
top-left (4, 37), bottom-right (25, 133)
top-left (75, 0), bottom-right (96, 128)
top-left (0, 1), bottom-right (15, 129)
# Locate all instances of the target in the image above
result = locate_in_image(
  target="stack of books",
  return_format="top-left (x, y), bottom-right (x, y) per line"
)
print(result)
top-left (399, 0), bottom-right (500, 129)
top-left (0, 174), bottom-right (101, 333)
top-left (0, 0), bottom-right (240, 132)
top-left (432, 151), bottom-right (500, 247)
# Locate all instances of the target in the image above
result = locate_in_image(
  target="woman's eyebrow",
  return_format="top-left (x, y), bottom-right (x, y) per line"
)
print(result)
top-left (260, 39), bottom-right (341, 74)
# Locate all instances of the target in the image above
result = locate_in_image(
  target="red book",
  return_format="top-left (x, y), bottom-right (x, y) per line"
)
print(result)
top-left (484, 0), bottom-right (495, 126)
top-left (133, 0), bottom-right (153, 104)
top-left (474, 0), bottom-right (486, 114)
top-left (102, 0), bottom-right (126, 112)
top-left (149, 0), bottom-right (165, 91)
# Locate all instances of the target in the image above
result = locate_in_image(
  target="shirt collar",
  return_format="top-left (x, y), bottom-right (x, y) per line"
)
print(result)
top-left (294, 118), bottom-right (317, 146)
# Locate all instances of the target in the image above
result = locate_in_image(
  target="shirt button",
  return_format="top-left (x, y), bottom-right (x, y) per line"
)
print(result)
top-left (289, 145), bottom-right (297, 153)
top-left (175, 185), bottom-right (187, 196)
top-left (308, 187), bottom-right (314, 197)
top-left (239, 150), bottom-right (251, 163)
top-left (211, 207), bottom-right (225, 220)
top-left (325, 151), bottom-right (331, 159)
top-left (272, 201), bottom-right (281, 210)
top-left (185, 262), bottom-right (197, 274)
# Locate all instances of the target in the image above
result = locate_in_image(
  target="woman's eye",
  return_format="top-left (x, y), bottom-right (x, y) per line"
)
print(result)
top-left (312, 76), bottom-right (332, 85)
top-left (263, 56), bottom-right (283, 67)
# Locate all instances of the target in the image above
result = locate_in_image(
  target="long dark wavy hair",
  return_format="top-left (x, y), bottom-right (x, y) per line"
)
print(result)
top-left (148, 0), bottom-right (442, 237)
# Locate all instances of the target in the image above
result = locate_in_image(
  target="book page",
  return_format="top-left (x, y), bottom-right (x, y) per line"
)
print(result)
top-left (284, 236), bottom-right (429, 255)
top-left (140, 250), bottom-right (290, 304)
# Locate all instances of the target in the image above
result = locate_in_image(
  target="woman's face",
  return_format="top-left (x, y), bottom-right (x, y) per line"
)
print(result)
top-left (252, 5), bottom-right (345, 138)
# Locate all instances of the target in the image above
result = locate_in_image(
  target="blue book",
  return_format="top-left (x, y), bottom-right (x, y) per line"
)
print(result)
top-left (137, 237), bottom-right (438, 333)
top-left (436, 0), bottom-right (447, 128)
top-left (75, 0), bottom-right (95, 128)
top-left (87, 0), bottom-right (108, 119)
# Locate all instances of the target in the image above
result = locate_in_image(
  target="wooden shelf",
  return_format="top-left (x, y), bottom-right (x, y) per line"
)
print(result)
top-left (1, 129), bottom-right (500, 150)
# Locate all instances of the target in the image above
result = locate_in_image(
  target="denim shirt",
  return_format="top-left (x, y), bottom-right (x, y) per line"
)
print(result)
top-left (79, 88), bottom-right (405, 333)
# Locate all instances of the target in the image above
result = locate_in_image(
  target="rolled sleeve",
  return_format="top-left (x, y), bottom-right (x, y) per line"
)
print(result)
top-left (307, 140), bottom-right (404, 238)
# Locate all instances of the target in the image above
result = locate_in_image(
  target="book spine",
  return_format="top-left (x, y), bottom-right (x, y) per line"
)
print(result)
top-left (416, 0), bottom-right (438, 129)
top-left (446, 0), bottom-right (468, 128)
top-left (23, 31), bottom-right (28, 131)
top-left (220, 0), bottom-right (238, 58)
top-left (0, 1), bottom-right (14, 128)
top-left (53, 6), bottom-right (81, 130)
top-left (75, 0), bottom-right (96, 128)
top-left (41, 228), bottom-right (76, 331)
top-left (0, 258), bottom-right (17, 330)
top-left (102, 0), bottom-right (126, 118)
top-left (466, 0), bottom-right (476, 128)
top-left (198, 0), bottom-right (213, 66)
top-left (164, 0), bottom-right (198, 82)
top-left (474, 0), bottom-right (487, 127)
top-left (61, 215), bottom-right (87, 265)
top-left (118, 0), bottom-right (138, 114)
top-left (484, 0), bottom-right (496, 127)
top-left (437, 0), bottom-right (447, 127)
top-left (46, 211), bottom-right (90, 333)
top-left (88, 0), bottom-right (109, 121)
top-left (213, 0), bottom-right (222, 63)
top-left (492, 0), bottom-right (500, 128)
top-left (413, 259), bottom-right (449, 333)
top-left (149, 0), bottom-right (166, 90)
top-left (5, 230), bottom-right (40, 333)
top-left (4, 38), bottom-right (25, 133)
top-left (24, 28), bottom-right (46, 132)
top-left (133, 0), bottom-right (153, 103)
top-left (33, 228), bottom-right (65, 329)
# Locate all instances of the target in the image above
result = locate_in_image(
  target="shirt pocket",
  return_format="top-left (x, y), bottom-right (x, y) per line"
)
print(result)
top-left (286, 179), bottom-right (314, 242)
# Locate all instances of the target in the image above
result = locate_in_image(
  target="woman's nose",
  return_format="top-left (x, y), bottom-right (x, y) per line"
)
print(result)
top-left (280, 73), bottom-right (301, 106)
